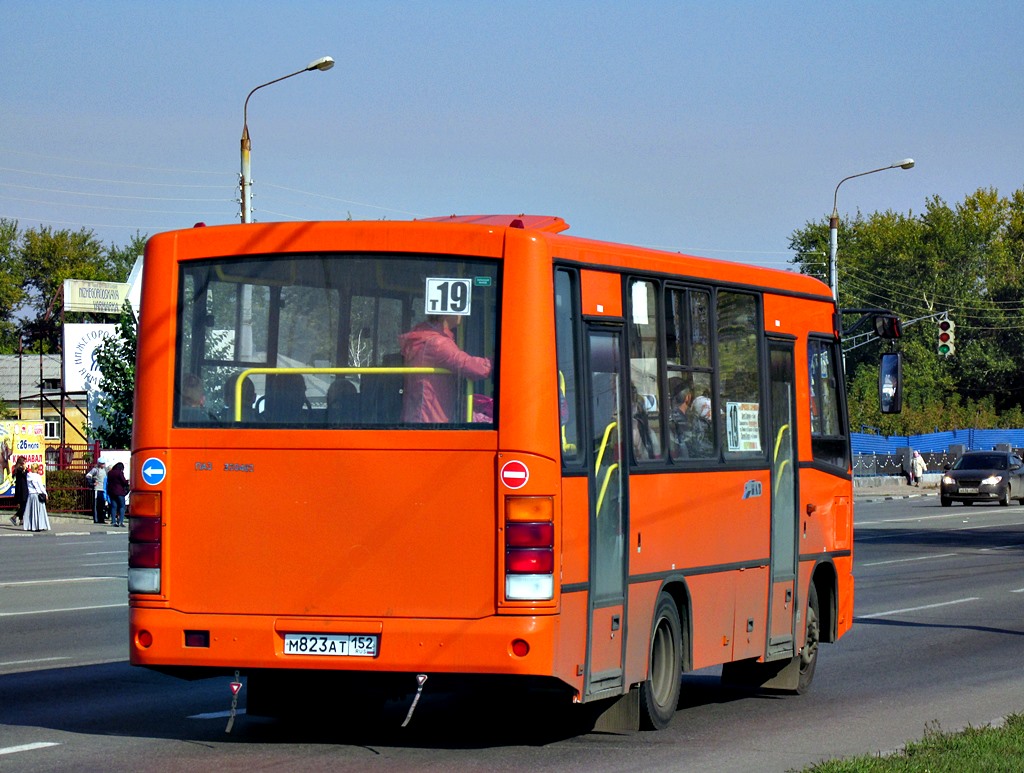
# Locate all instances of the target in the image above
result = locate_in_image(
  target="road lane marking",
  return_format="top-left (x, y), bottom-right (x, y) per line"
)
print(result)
top-left (0, 656), bottom-right (71, 667)
top-left (0, 603), bottom-right (128, 617)
top-left (858, 597), bottom-right (979, 619)
top-left (0, 742), bottom-right (62, 756)
top-left (861, 553), bottom-right (956, 567)
top-left (0, 577), bottom-right (123, 587)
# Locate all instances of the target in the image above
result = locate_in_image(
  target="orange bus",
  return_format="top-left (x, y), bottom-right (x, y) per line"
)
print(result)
top-left (128, 214), bottom-right (853, 730)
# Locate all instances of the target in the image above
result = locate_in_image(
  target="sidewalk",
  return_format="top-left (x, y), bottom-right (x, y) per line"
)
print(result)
top-left (1, 513), bottom-right (125, 537)
top-left (854, 474), bottom-right (938, 502)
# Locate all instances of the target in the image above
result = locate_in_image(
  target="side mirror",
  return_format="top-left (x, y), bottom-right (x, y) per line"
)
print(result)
top-left (879, 352), bottom-right (903, 414)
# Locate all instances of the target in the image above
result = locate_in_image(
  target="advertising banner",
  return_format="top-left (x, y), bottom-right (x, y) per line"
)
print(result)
top-left (0, 421), bottom-right (47, 498)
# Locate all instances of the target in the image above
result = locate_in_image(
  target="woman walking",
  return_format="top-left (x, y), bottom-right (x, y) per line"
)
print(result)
top-left (22, 463), bottom-right (50, 532)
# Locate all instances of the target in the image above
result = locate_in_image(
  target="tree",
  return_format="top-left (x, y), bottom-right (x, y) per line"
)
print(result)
top-left (93, 300), bottom-right (137, 449)
top-left (789, 186), bottom-right (1024, 432)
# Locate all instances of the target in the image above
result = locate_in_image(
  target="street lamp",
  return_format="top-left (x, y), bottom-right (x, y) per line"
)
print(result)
top-left (828, 158), bottom-right (915, 300)
top-left (239, 55), bottom-right (335, 223)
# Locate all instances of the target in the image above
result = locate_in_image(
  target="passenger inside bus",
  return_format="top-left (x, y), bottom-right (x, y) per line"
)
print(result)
top-left (221, 376), bottom-right (257, 423)
top-left (262, 373), bottom-right (308, 423)
top-left (398, 314), bottom-right (492, 423)
top-left (326, 377), bottom-right (358, 424)
top-left (179, 374), bottom-right (209, 423)
top-left (669, 381), bottom-right (713, 459)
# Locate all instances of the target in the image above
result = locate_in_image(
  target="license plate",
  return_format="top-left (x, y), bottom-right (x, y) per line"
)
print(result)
top-left (283, 633), bottom-right (378, 657)
top-left (959, 487), bottom-right (979, 494)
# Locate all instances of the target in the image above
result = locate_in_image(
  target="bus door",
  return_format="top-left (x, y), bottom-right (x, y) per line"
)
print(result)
top-left (584, 326), bottom-right (628, 698)
top-left (767, 339), bottom-right (799, 657)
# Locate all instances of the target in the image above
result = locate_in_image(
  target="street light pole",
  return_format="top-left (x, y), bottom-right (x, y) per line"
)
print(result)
top-left (239, 55), bottom-right (335, 223)
top-left (829, 158), bottom-right (915, 300)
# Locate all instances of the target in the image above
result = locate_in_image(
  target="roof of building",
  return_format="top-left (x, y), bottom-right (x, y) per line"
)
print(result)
top-left (0, 354), bottom-right (63, 402)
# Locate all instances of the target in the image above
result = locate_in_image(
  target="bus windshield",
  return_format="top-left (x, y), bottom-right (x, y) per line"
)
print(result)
top-left (175, 252), bottom-right (499, 429)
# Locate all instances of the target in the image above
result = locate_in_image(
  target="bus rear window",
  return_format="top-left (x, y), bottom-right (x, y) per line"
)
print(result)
top-left (175, 253), bottom-right (499, 429)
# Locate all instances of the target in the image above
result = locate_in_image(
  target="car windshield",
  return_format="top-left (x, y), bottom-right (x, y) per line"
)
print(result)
top-left (954, 454), bottom-right (1006, 471)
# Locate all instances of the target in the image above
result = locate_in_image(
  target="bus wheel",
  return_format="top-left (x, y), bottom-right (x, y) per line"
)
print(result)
top-left (796, 584), bottom-right (820, 694)
top-left (639, 592), bottom-right (683, 730)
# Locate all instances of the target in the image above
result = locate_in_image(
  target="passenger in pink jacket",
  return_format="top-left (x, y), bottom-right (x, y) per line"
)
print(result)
top-left (398, 315), bottom-right (492, 423)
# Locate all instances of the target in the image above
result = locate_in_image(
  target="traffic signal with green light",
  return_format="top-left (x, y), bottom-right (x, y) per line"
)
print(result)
top-left (938, 319), bottom-right (956, 357)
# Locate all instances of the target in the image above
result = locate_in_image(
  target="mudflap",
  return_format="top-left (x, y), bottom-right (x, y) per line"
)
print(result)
top-left (590, 687), bottom-right (640, 733)
top-left (720, 655), bottom-right (799, 691)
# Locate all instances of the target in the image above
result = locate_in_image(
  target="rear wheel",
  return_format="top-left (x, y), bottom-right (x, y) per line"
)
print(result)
top-left (639, 592), bottom-right (683, 730)
top-left (796, 584), bottom-right (820, 694)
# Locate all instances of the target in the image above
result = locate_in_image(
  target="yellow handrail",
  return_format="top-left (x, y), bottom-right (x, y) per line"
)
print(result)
top-left (229, 366), bottom-right (450, 422)
top-left (594, 421), bottom-right (617, 475)
top-left (595, 463), bottom-right (619, 517)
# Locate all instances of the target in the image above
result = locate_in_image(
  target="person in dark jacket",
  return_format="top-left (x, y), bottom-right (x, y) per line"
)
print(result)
top-left (8, 456), bottom-right (28, 526)
top-left (106, 461), bottom-right (130, 527)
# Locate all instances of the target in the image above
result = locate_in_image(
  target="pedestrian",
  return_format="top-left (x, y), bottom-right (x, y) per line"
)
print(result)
top-left (106, 461), bottom-right (130, 527)
top-left (398, 314), bottom-right (492, 423)
top-left (85, 458), bottom-right (109, 523)
top-left (8, 456), bottom-right (28, 526)
top-left (912, 450), bottom-right (927, 487)
top-left (22, 463), bottom-right (50, 532)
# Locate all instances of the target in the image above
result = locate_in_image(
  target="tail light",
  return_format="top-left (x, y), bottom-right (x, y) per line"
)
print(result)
top-left (505, 496), bottom-right (554, 601)
top-left (128, 490), bottom-right (162, 594)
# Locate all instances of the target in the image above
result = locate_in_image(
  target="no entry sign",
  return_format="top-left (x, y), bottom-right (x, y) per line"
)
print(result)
top-left (500, 460), bottom-right (530, 490)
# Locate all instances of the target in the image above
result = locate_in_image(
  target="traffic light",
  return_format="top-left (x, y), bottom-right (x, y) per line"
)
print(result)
top-left (938, 319), bottom-right (956, 357)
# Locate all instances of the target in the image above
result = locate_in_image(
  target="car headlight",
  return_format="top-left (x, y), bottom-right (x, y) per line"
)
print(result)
top-left (942, 475), bottom-right (955, 485)
top-left (982, 475), bottom-right (1004, 486)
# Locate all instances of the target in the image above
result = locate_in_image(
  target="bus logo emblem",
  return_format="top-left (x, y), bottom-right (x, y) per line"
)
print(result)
top-left (500, 460), bottom-right (530, 490)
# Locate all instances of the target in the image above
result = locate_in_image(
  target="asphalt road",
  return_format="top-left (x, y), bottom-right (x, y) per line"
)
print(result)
top-left (2, 493), bottom-right (1024, 772)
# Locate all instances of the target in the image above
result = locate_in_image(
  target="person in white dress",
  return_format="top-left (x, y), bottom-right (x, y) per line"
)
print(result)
top-left (22, 466), bottom-right (50, 532)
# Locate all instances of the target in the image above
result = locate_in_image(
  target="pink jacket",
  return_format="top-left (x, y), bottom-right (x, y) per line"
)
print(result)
top-left (398, 322), bottom-right (492, 423)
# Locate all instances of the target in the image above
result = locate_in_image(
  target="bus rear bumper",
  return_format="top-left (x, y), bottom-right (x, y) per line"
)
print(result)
top-left (129, 608), bottom-right (565, 679)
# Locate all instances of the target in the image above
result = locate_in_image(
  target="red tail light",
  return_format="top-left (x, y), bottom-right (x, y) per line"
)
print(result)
top-left (128, 491), bottom-right (162, 594)
top-left (504, 496), bottom-right (554, 601)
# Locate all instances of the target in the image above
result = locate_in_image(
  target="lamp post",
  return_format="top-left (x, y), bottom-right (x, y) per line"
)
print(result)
top-left (240, 55), bottom-right (335, 223)
top-left (828, 158), bottom-right (915, 300)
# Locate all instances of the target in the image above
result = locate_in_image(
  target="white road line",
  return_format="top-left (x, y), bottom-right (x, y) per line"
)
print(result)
top-left (861, 553), bottom-right (956, 567)
top-left (0, 603), bottom-right (128, 617)
top-left (858, 597), bottom-right (979, 619)
top-left (0, 577), bottom-right (123, 587)
top-left (0, 742), bottom-right (62, 756)
top-left (0, 656), bottom-right (71, 667)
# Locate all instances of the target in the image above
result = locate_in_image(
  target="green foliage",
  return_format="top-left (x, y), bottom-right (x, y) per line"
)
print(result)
top-left (790, 187), bottom-right (1024, 432)
top-left (93, 300), bottom-right (138, 449)
top-left (804, 714), bottom-right (1024, 771)
top-left (0, 219), bottom-right (143, 355)
top-left (45, 468), bottom-right (91, 514)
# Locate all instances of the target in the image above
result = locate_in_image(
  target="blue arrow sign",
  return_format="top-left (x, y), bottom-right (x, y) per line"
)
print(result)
top-left (141, 457), bottom-right (167, 486)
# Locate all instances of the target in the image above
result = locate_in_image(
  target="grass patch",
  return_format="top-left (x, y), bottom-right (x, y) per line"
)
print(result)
top-left (804, 714), bottom-right (1024, 772)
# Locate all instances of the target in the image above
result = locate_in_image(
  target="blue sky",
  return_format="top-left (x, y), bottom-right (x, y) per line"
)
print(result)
top-left (2, 1), bottom-right (1021, 269)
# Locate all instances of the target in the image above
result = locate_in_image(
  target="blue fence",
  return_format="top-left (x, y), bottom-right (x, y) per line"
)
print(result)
top-left (851, 429), bottom-right (1024, 455)
top-left (851, 429), bottom-right (1024, 478)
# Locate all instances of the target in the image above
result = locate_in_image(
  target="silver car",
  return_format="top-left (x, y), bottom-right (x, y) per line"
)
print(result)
top-left (940, 450), bottom-right (1024, 507)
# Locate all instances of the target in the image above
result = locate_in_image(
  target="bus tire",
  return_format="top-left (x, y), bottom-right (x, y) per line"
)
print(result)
top-left (796, 583), bottom-right (820, 694)
top-left (639, 592), bottom-right (683, 730)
